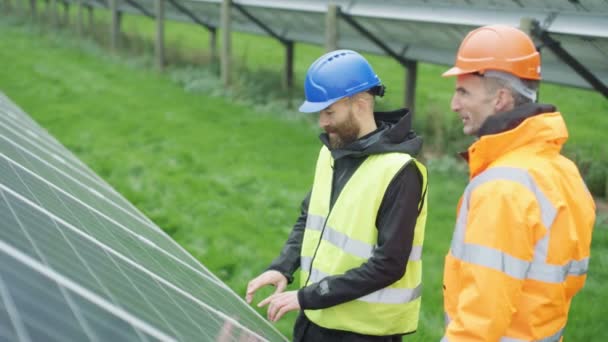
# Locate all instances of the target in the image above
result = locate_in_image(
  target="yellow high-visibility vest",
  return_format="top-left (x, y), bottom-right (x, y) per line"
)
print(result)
top-left (300, 146), bottom-right (428, 336)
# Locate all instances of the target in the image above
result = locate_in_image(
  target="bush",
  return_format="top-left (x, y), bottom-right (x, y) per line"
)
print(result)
top-left (564, 145), bottom-right (608, 198)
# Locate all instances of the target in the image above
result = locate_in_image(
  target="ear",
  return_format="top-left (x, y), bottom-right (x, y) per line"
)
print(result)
top-left (358, 96), bottom-right (370, 113)
top-left (356, 94), bottom-right (374, 114)
top-left (493, 88), bottom-right (515, 112)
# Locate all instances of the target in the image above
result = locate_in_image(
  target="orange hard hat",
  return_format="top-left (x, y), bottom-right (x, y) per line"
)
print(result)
top-left (443, 24), bottom-right (541, 80)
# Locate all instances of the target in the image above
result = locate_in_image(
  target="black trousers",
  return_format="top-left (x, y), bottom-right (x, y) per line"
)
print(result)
top-left (293, 311), bottom-right (404, 342)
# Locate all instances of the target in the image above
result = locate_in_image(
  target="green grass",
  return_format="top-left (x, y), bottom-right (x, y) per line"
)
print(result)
top-left (1, 11), bottom-right (607, 341)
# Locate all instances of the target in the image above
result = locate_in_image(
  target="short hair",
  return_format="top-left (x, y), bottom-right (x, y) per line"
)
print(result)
top-left (482, 75), bottom-right (539, 107)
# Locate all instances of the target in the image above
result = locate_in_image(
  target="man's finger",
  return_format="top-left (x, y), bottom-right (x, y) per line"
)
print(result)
top-left (273, 303), bottom-right (291, 322)
top-left (257, 294), bottom-right (274, 308)
top-left (267, 298), bottom-right (279, 321)
top-left (273, 281), bottom-right (286, 295)
top-left (245, 286), bottom-right (256, 303)
top-left (245, 279), bottom-right (264, 303)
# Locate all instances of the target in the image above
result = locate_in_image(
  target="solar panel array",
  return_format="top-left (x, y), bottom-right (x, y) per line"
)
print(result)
top-left (0, 91), bottom-right (286, 341)
top-left (75, 0), bottom-right (608, 91)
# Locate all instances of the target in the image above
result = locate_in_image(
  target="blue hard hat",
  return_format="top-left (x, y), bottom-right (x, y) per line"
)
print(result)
top-left (299, 50), bottom-right (382, 113)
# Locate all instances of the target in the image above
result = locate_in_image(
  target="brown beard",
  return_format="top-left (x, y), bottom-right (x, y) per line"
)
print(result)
top-left (328, 109), bottom-right (360, 149)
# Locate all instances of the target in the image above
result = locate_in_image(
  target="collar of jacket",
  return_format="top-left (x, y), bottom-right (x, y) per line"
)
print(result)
top-left (463, 103), bottom-right (569, 178)
top-left (319, 108), bottom-right (423, 160)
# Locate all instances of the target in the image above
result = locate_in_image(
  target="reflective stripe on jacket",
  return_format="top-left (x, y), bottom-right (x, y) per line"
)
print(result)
top-left (443, 111), bottom-right (596, 341)
top-left (301, 146), bottom-right (428, 335)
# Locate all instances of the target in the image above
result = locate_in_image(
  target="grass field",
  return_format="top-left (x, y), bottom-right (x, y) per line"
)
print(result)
top-left (0, 11), bottom-right (607, 341)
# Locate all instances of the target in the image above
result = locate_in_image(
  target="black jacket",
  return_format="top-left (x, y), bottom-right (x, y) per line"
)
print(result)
top-left (268, 108), bottom-right (425, 310)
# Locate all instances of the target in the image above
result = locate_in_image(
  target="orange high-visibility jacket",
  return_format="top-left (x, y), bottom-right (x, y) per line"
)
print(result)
top-left (442, 111), bottom-right (596, 341)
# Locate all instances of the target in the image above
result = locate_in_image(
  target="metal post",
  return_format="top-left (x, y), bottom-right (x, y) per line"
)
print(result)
top-left (109, 0), bottom-right (120, 51)
top-left (3, 0), bottom-right (11, 13)
top-left (76, 0), bottom-right (83, 36)
top-left (155, 0), bottom-right (165, 71)
top-left (29, 0), bottom-right (37, 18)
top-left (220, 0), bottom-right (232, 87)
top-left (209, 28), bottom-right (217, 63)
top-left (284, 41), bottom-right (294, 108)
top-left (325, 4), bottom-right (338, 52)
top-left (50, 0), bottom-right (58, 27)
top-left (62, 1), bottom-right (69, 26)
top-left (87, 4), bottom-right (93, 31)
top-left (405, 61), bottom-right (417, 115)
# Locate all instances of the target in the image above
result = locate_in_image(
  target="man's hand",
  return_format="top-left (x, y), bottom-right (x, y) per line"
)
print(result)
top-left (245, 270), bottom-right (288, 304)
top-left (258, 291), bottom-right (300, 322)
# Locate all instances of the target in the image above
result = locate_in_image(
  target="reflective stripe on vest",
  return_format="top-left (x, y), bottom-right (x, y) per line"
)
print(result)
top-left (301, 256), bottom-right (422, 304)
top-left (450, 167), bottom-right (589, 283)
top-left (304, 214), bottom-right (423, 262)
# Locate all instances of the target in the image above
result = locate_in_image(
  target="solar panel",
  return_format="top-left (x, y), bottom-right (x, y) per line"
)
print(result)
top-left (65, 0), bottom-right (607, 92)
top-left (0, 91), bottom-right (287, 341)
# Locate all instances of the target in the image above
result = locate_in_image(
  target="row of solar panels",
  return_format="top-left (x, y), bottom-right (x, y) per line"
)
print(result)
top-left (0, 91), bottom-right (286, 340)
top-left (72, 0), bottom-right (608, 92)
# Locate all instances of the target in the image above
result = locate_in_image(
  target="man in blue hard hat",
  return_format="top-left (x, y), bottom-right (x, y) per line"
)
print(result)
top-left (246, 50), bottom-right (428, 341)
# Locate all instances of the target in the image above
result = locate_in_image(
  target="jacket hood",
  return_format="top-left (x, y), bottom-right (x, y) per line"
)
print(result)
top-left (320, 108), bottom-right (423, 160)
top-left (466, 103), bottom-right (569, 177)
top-left (477, 103), bottom-right (557, 137)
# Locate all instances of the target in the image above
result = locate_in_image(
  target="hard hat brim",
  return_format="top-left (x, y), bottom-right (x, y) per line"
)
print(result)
top-left (298, 98), bottom-right (342, 113)
top-left (442, 66), bottom-right (475, 77)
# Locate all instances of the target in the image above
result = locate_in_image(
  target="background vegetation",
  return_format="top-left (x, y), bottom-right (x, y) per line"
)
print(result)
top-left (0, 7), bottom-right (606, 341)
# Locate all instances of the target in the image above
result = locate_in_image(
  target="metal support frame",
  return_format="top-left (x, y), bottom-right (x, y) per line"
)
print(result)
top-left (531, 20), bottom-right (608, 98)
top-left (169, 0), bottom-right (217, 60)
top-left (232, 3), bottom-right (288, 44)
top-left (165, 0), bottom-right (217, 62)
top-left (233, 3), bottom-right (295, 97)
top-left (166, 0), bottom-right (214, 32)
top-left (338, 8), bottom-right (418, 113)
top-left (123, 0), bottom-right (154, 18)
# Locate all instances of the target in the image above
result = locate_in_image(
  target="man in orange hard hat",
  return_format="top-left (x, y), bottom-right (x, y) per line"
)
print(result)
top-left (441, 24), bottom-right (596, 341)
